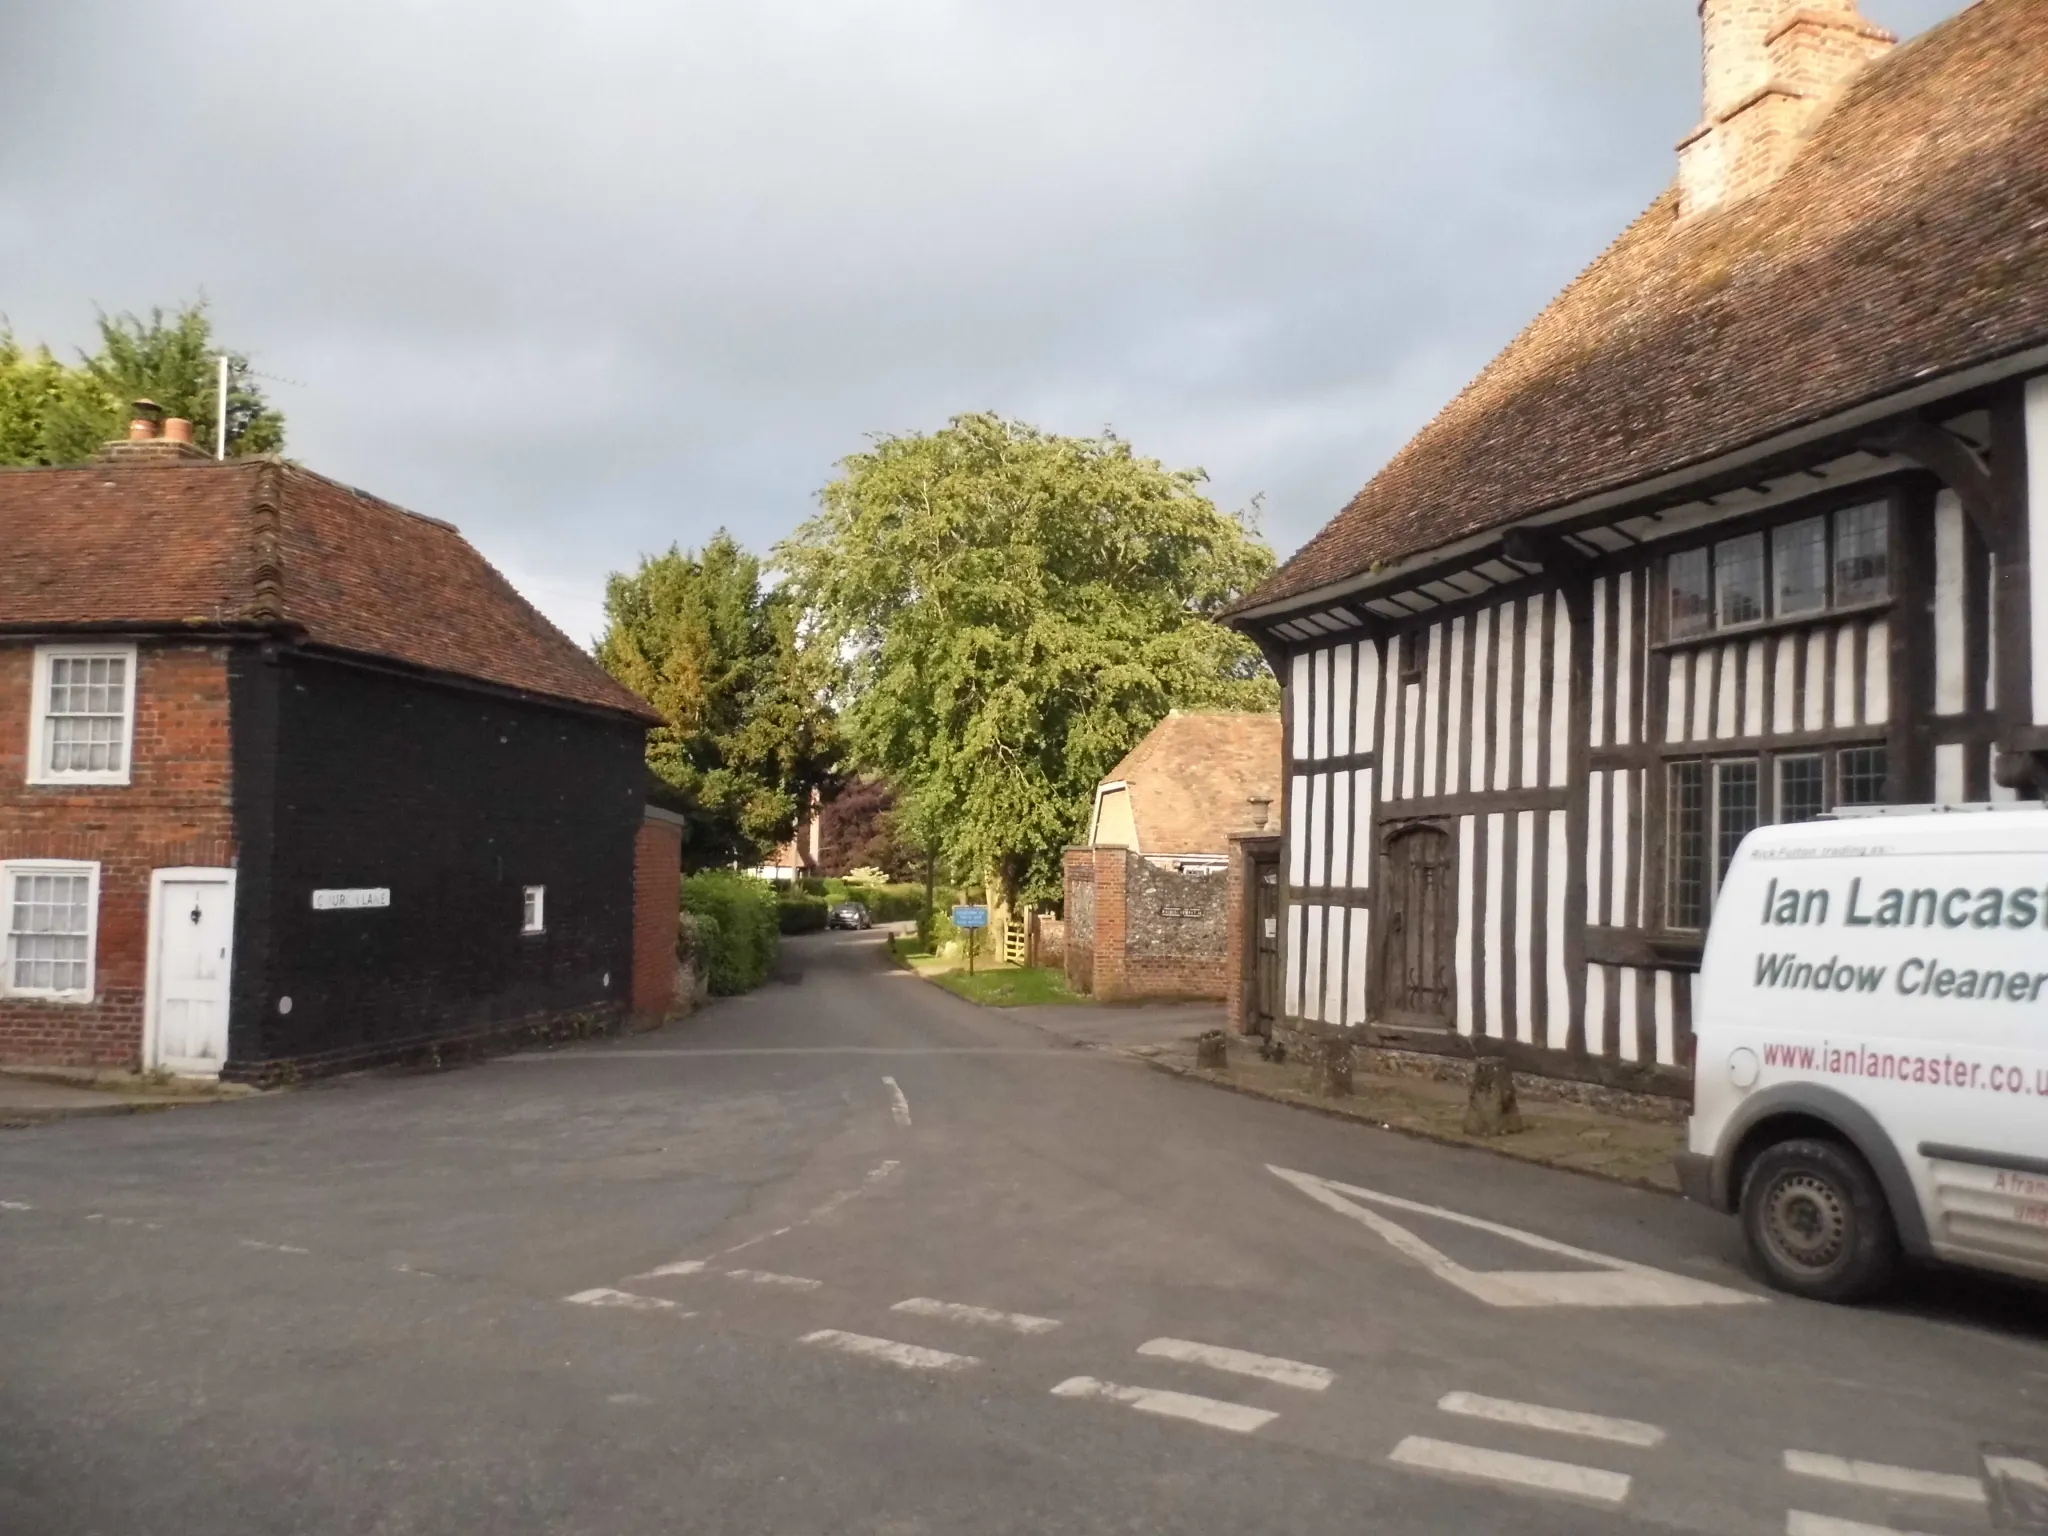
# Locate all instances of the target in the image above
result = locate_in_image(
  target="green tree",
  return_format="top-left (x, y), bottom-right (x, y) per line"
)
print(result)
top-left (0, 300), bottom-right (285, 466)
top-left (0, 333), bottom-right (117, 466)
top-left (598, 532), bottom-right (841, 868)
top-left (778, 413), bottom-right (1279, 907)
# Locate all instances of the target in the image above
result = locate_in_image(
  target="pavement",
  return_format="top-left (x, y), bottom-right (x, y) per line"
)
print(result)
top-left (0, 1069), bottom-right (254, 1126)
top-left (3, 929), bottom-right (2044, 1536)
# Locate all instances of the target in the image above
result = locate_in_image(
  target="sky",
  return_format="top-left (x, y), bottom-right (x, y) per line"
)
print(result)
top-left (1, 0), bottom-right (1964, 646)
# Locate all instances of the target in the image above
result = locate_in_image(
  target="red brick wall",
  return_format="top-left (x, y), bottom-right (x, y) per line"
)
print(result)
top-left (0, 641), bottom-right (235, 1067)
top-left (631, 813), bottom-right (683, 1019)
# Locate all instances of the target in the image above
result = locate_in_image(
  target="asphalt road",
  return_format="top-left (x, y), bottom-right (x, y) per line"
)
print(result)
top-left (3, 931), bottom-right (2045, 1536)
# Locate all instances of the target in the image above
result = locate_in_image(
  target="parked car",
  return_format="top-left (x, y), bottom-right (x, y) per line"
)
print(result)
top-left (827, 901), bottom-right (872, 930)
top-left (1680, 805), bottom-right (2048, 1303)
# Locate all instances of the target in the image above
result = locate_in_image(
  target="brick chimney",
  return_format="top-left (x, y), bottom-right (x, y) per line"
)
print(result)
top-left (1677, 0), bottom-right (1894, 219)
top-left (96, 400), bottom-right (216, 463)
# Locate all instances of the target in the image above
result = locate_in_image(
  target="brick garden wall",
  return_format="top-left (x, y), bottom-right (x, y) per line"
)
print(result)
top-left (0, 641), bottom-right (236, 1067)
top-left (632, 812), bottom-right (683, 1020)
top-left (1062, 845), bottom-right (1228, 1002)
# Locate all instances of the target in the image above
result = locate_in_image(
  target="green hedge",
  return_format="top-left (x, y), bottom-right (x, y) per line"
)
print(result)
top-left (680, 871), bottom-right (780, 994)
top-left (778, 894), bottom-right (830, 934)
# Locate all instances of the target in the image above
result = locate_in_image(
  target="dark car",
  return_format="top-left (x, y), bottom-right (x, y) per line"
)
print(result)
top-left (827, 901), bottom-right (872, 930)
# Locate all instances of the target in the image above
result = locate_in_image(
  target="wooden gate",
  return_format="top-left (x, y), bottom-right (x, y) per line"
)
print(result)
top-left (1378, 823), bottom-right (1457, 1028)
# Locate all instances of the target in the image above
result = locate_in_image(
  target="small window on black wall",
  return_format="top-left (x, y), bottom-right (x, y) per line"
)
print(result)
top-left (522, 885), bottom-right (546, 935)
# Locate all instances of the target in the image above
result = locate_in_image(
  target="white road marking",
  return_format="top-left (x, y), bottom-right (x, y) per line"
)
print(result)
top-left (627, 1260), bottom-right (707, 1280)
top-left (1984, 1453), bottom-right (2048, 1494)
top-left (1787, 1513), bottom-right (1942, 1536)
top-left (1136, 1338), bottom-right (1333, 1392)
top-left (713, 1163), bottom-right (902, 1259)
top-left (564, 1288), bottom-right (690, 1314)
top-left (799, 1330), bottom-right (979, 1372)
top-left (0, 1200), bottom-right (34, 1211)
top-left (867, 1160), bottom-right (899, 1182)
top-left (725, 1269), bottom-right (823, 1291)
top-left (238, 1238), bottom-right (310, 1254)
top-left (1783, 1451), bottom-right (1986, 1504)
top-left (1269, 1165), bottom-right (1762, 1310)
top-left (1438, 1391), bottom-right (1665, 1447)
top-left (1389, 1436), bottom-right (1632, 1504)
top-left (1049, 1377), bottom-right (1277, 1434)
top-left (883, 1077), bottom-right (912, 1128)
top-left (891, 1298), bottom-right (1061, 1335)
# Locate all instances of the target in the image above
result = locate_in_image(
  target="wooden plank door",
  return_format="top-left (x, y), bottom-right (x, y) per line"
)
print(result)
top-left (1379, 825), bottom-right (1456, 1028)
top-left (1252, 854), bottom-right (1281, 1033)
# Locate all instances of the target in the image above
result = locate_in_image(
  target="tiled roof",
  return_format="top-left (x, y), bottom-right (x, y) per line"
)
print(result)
top-left (1103, 712), bottom-right (1281, 855)
top-left (1242, 0), bottom-right (2048, 614)
top-left (0, 458), bottom-right (658, 722)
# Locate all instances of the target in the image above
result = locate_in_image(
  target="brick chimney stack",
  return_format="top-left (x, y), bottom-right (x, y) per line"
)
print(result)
top-left (1677, 0), bottom-right (1895, 219)
top-left (97, 403), bottom-right (217, 463)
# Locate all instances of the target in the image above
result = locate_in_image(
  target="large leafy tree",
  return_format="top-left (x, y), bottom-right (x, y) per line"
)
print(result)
top-left (0, 300), bottom-right (285, 466)
top-left (598, 532), bottom-right (841, 869)
top-left (779, 413), bottom-right (1279, 907)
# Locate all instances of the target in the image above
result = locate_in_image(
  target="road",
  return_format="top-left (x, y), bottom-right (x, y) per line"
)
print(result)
top-left (3, 931), bottom-right (2045, 1535)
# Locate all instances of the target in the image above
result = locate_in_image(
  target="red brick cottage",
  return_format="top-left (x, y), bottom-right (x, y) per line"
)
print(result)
top-left (1, 425), bottom-right (679, 1080)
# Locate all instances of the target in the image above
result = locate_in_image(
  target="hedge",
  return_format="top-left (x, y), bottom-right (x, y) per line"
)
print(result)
top-left (778, 894), bottom-right (830, 934)
top-left (680, 871), bottom-right (780, 994)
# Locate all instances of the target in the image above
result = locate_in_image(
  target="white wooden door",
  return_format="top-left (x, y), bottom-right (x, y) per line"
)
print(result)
top-left (150, 872), bottom-right (234, 1075)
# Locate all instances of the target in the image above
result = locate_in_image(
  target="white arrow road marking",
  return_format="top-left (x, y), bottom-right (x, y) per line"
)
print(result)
top-left (883, 1077), bottom-right (912, 1127)
top-left (1049, 1377), bottom-right (1277, 1434)
top-left (1268, 1165), bottom-right (1762, 1309)
top-left (725, 1269), bottom-right (823, 1291)
top-left (1787, 1514), bottom-right (1942, 1536)
top-left (1136, 1338), bottom-right (1333, 1392)
top-left (1984, 1454), bottom-right (2048, 1494)
top-left (564, 1288), bottom-right (691, 1314)
top-left (1783, 1451), bottom-right (1987, 1504)
top-left (799, 1330), bottom-right (978, 1372)
top-left (0, 1200), bottom-right (32, 1212)
top-left (1438, 1391), bottom-right (1665, 1447)
top-left (891, 1298), bottom-right (1061, 1335)
top-left (1389, 1436), bottom-right (1632, 1503)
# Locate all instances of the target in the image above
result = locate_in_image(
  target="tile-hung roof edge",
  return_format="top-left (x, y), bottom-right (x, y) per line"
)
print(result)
top-left (1230, 334), bottom-right (2048, 627)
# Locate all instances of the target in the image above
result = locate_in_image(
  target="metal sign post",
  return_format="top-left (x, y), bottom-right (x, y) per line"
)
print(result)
top-left (951, 905), bottom-right (989, 977)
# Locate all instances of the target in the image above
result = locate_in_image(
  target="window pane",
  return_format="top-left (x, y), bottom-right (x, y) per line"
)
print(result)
top-left (1838, 745), bottom-right (1888, 806)
top-left (1777, 754), bottom-right (1826, 824)
top-left (1714, 535), bottom-right (1765, 627)
top-left (7, 870), bottom-right (90, 992)
top-left (1834, 503), bottom-right (1890, 605)
top-left (41, 651), bottom-right (128, 776)
top-left (1714, 759), bottom-right (1761, 896)
top-left (1668, 762), bottom-right (1708, 929)
top-left (1669, 549), bottom-right (1711, 638)
top-left (1772, 518), bottom-right (1828, 616)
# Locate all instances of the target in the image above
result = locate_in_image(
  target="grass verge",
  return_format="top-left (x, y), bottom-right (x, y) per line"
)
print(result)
top-left (930, 966), bottom-right (1084, 1007)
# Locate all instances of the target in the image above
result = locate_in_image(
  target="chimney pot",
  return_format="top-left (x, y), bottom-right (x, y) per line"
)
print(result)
top-left (127, 417), bottom-right (158, 442)
top-left (162, 417), bottom-right (194, 445)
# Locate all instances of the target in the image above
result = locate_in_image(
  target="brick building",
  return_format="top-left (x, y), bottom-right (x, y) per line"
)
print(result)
top-left (1064, 712), bottom-right (1278, 1002)
top-left (1224, 0), bottom-right (2048, 1095)
top-left (1, 419), bottom-right (678, 1079)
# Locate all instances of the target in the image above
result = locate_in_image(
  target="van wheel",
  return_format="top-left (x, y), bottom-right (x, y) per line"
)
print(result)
top-left (1739, 1138), bottom-right (1898, 1303)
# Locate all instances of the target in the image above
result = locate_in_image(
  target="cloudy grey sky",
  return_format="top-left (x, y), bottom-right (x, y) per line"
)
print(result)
top-left (2, 0), bottom-right (1961, 643)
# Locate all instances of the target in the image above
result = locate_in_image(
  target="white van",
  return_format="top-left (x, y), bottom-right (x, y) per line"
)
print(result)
top-left (1681, 806), bottom-right (2048, 1302)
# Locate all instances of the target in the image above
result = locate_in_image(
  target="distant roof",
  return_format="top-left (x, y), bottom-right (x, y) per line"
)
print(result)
top-left (1100, 712), bottom-right (1280, 855)
top-left (1240, 0), bottom-right (2048, 615)
top-left (0, 458), bottom-right (658, 722)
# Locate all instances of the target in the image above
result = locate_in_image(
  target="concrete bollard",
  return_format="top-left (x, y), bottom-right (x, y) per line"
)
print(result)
top-left (1195, 1030), bottom-right (1229, 1070)
top-left (1463, 1056), bottom-right (1525, 1136)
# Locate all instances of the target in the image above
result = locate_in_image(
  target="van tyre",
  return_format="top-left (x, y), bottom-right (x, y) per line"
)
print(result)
top-left (1740, 1138), bottom-right (1898, 1303)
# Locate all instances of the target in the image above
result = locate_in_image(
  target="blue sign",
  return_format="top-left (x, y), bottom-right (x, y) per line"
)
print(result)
top-left (951, 904), bottom-right (989, 930)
